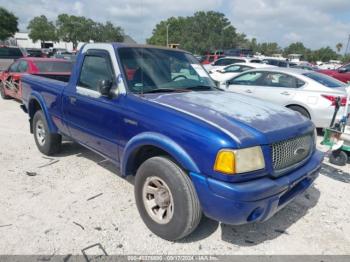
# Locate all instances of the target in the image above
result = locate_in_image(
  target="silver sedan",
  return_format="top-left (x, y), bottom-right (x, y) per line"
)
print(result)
top-left (223, 68), bottom-right (349, 128)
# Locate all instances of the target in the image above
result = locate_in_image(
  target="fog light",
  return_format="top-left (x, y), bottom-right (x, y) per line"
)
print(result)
top-left (247, 207), bottom-right (264, 222)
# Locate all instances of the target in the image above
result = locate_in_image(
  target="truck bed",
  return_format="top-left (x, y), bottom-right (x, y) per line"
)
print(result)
top-left (21, 74), bottom-right (69, 108)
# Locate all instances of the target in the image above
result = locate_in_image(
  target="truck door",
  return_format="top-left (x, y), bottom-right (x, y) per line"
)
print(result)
top-left (62, 49), bottom-right (122, 161)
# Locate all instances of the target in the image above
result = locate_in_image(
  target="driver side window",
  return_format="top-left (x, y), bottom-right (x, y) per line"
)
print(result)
top-left (78, 55), bottom-right (114, 91)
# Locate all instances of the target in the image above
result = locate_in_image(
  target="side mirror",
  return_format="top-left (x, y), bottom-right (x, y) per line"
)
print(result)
top-left (338, 67), bottom-right (347, 73)
top-left (98, 79), bottom-right (113, 97)
top-left (225, 81), bottom-right (230, 89)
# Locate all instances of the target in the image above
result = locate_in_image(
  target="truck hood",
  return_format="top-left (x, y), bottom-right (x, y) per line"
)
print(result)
top-left (147, 91), bottom-right (312, 146)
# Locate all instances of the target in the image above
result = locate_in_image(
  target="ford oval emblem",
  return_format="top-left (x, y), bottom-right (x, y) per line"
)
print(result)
top-left (294, 147), bottom-right (306, 156)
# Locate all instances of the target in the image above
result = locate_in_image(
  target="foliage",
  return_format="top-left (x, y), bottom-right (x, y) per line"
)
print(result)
top-left (0, 7), bottom-right (18, 40)
top-left (336, 42), bottom-right (343, 53)
top-left (27, 15), bottom-right (58, 43)
top-left (283, 42), bottom-right (308, 58)
top-left (92, 21), bottom-right (124, 42)
top-left (341, 54), bottom-right (350, 64)
top-left (310, 47), bottom-right (339, 62)
top-left (56, 14), bottom-right (124, 49)
top-left (249, 40), bottom-right (282, 56)
top-left (147, 11), bottom-right (249, 54)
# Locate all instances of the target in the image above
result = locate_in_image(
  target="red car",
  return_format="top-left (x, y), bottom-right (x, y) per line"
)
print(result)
top-left (0, 57), bottom-right (72, 101)
top-left (318, 63), bottom-right (350, 83)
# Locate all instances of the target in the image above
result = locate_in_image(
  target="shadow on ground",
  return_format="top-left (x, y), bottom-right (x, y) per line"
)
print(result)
top-left (54, 141), bottom-right (321, 246)
top-left (55, 141), bottom-right (136, 184)
top-left (320, 162), bottom-right (350, 183)
top-left (219, 185), bottom-right (320, 246)
top-left (180, 184), bottom-right (320, 245)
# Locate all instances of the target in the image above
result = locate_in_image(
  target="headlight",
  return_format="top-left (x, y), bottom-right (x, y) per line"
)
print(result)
top-left (214, 146), bottom-right (265, 174)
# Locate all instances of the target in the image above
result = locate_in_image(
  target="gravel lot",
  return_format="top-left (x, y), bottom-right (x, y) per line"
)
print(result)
top-left (0, 99), bottom-right (349, 255)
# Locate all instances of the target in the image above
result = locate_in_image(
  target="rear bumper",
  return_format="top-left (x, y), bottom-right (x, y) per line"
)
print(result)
top-left (190, 150), bottom-right (324, 225)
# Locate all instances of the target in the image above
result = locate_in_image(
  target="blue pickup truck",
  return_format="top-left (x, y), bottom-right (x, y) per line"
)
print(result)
top-left (21, 43), bottom-right (323, 241)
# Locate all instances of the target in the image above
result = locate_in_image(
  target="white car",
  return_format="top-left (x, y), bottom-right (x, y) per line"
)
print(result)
top-left (210, 63), bottom-right (275, 88)
top-left (223, 68), bottom-right (349, 128)
top-left (203, 56), bottom-right (262, 72)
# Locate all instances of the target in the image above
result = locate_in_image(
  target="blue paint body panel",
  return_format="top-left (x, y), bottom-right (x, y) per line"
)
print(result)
top-left (21, 43), bottom-right (324, 225)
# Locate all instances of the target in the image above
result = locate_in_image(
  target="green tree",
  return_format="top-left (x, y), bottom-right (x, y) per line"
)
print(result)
top-left (0, 7), bottom-right (18, 40)
top-left (283, 42), bottom-right (309, 59)
top-left (57, 15), bottom-right (124, 48)
top-left (249, 38), bottom-right (259, 54)
top-left (312, 47), bottom-right (339, 62)
top-left (56, 14), bottom-right (95, 49)
top-left (336, 42), bottom-right (343, 53)
top-left (147, 11), bottom-right (248, 54)
top-left (27, 15), bottom-right (58, 44)
top-left (257, 42), bottom-right (282, 56)
top-left (341, 54), bottom-right (350, 63)
top-left (93, 21), bottom-right (124, 42)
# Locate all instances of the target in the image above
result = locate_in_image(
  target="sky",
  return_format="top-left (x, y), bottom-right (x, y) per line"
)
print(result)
top-left (1, 0), bottom-right (350, 51)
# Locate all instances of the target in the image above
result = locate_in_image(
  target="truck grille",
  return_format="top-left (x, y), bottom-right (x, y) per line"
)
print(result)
top-left (271, 133), bottom-right (314, 174)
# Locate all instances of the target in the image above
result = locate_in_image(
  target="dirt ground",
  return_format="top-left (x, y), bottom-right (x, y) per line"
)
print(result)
top-left (0, 99), bottom-right (349, 255)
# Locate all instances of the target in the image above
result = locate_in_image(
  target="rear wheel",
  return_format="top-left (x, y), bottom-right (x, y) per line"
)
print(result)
top-left (329, 150), bottom-right (348, 166)
top-left (134, 156), bottom-right (202, 241)
top-left (287, 105), bottom-right (310, 119)
top-left (33, 110), bottom-right (62, 155)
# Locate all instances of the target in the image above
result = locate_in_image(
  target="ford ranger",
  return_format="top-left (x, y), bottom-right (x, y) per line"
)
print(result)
top-left (21, 43), bottom-right (324, 241)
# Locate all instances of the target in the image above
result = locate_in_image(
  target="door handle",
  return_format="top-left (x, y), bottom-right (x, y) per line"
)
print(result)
top-left (281, 91), bottom-right (290, 96)
top-left (68, 96), bottom-right (77, 104)
top-left (245, 89), bottom-right (252, 93)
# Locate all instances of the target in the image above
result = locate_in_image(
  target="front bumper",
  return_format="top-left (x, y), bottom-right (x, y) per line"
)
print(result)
top-left (190, 150), bottom-right (324, 225)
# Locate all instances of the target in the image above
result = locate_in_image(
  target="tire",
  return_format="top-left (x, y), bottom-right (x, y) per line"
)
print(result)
top-left (0, 82), bottom-right (10, 100)
top-left (134, 156), bottom-right (202, 241)
top-left (33, 110), bottom-right (62, 155)
top-left (288, 105), bottom-right (310, 119)
top-left (329, 150), bottom-right (348, 166)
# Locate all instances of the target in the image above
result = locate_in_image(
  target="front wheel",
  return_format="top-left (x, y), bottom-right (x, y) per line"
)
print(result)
top-left (134, 156), bottom-right (202, 241)
top-left (33, 110), bottom-right (62, 155)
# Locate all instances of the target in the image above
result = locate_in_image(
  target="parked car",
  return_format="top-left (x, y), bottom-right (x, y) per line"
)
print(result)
top-left (204, 56), bottom-right (262, 72)
top-left (317, 62), bottom-right (341, 70)
top-left (291, 64), bottom-right (317, 71)
top-left (318, 63), bottom-right (350, 83)
top-left (53, 51), bottom-right (77, 62)
top-left (200, 54), bottom-right (225, 65)
top-left (21, 43), bottom-right (323, 241)
top-left (209, 62), bottom-right (275, 87)
top-left (26, 48), bottom-right (47, 58)
top-left (223, 68), bottom-right (348, 128)
top-left (262, 58), bottom-right (297, 68)
top-left (0, 58), bottom-right (72, 100)
top-left (0, 45), bottom-right (26, 71)
top-left (48, 48), bottom-right (68, 57)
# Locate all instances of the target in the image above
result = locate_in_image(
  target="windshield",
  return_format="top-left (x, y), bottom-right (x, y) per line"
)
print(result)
top-left (118, 47), bottom-right (216, 93)
top-left (33, 61), bottom-right (73, 73)
top-left (303, 72), bottom-right (345, 88)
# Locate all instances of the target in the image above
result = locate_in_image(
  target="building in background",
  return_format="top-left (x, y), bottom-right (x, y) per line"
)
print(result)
top-left (10, 32), bottom-right (73, 50)
top-left (2, 32), bottom-right (137, 51)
